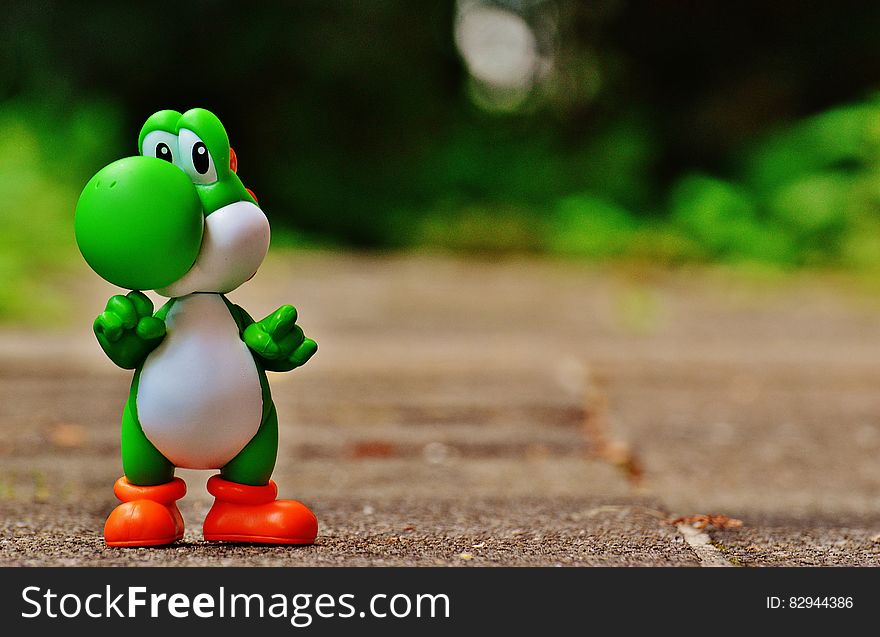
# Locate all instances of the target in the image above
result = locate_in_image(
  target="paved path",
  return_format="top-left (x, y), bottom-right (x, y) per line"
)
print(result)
top-left (2, 253), bottom-right (880, 565)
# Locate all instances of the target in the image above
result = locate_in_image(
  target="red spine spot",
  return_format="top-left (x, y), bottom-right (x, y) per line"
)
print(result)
top-left (230, 147), bottom-right (256, 201)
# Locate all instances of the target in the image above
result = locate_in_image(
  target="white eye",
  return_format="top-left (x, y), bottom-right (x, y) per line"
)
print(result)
top-left (178, 128), bottom-right (218, 185)
top-left (142, 130), bottom-right (180, 166)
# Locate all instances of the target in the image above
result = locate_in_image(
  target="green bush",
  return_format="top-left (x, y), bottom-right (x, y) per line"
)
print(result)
top-left (0, 99), bottom-right (122, 321)
top-left (549, 194), bottom-right (638, 258)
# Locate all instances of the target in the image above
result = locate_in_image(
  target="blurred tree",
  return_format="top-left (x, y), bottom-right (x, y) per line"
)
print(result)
top-left (3, 0), bottom-right (880, 270)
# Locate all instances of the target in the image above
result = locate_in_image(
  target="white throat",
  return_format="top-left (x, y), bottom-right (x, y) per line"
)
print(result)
top-left (157, 200), bottom-right (270, 297)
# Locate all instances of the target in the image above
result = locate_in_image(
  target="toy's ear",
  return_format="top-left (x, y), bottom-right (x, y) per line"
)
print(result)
top-left (138, 110), bottom-right (183, 154)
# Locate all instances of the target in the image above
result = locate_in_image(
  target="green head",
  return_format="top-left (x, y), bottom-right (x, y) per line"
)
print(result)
top-left (137, 108), bottom-right (255, 215)
top-left (75, 108), bottom-right (268, 295)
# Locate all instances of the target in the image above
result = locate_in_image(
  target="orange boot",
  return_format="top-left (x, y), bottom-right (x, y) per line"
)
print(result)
top-left (104, 477), bottom-right (186, 547)
top-left (203, 476), bottom-right (317, 544)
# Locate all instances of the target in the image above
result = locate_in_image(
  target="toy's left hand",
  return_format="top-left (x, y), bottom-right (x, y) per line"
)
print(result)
top-left (243, 305), bottom-right (317, 371)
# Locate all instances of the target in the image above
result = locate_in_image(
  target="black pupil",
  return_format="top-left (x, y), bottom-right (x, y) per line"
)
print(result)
top-left (156, 142), bottom-right (172, 162)
top-left (192, 142), bottom-right (209, 174)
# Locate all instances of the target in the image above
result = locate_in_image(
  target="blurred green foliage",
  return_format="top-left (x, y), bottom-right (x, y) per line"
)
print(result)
top-left (544, 97), bottom-right (880, 267)
top-left (4, 1), bottom-right (880, 321)
top-left (0, 99), bottom-right (122, 320)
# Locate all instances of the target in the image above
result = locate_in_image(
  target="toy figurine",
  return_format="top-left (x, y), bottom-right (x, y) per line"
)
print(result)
top-left (74, 108), bottom-right (318, 547)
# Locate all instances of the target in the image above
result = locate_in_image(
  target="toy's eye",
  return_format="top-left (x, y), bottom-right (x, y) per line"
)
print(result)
top-left (192, 142), bottom-right (209, 173)
top-left (178, 128), bottom-right (218, 185)
top-left (156, 143), bottom-right (173, 162)
top-left (141, 130), bottom-right (180, 165)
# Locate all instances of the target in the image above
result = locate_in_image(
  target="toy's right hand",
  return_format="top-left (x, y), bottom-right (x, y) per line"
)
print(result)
top-left (94, 291), bottom-right (166, 369)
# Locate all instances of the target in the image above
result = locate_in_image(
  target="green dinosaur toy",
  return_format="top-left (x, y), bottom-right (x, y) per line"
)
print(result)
top-left (74, 108), bottom-right (318, 547)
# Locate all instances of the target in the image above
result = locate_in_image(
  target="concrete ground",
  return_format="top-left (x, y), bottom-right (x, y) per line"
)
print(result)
top-left (2, 252), bottom-right (880, 566)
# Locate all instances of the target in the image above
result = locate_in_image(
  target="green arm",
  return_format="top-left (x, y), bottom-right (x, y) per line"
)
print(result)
top-left (94, 292), bottom-right (173, 369)
top-left (225, 300), bottom-right (317, 373)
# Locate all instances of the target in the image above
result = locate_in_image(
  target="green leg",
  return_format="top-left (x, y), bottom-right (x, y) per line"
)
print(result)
top-left (221, 400), bottom-right (279, 487)
top-left (121, 397), bottom-right (175, 486)
top-left (121, 371), bottom-right (175, 486)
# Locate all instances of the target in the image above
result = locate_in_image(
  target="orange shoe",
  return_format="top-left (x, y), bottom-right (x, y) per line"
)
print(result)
top-left (203, 475), bottom-right (317, 544)
top-left (104, 477), bottom-right (186, 547)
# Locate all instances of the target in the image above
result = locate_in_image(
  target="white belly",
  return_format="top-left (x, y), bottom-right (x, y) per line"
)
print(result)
top-left (137, 293), bottom-right (263, 469)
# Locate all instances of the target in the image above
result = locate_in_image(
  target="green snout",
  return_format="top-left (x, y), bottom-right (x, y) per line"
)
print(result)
top-left (75, 156), bottom-right (204, 290)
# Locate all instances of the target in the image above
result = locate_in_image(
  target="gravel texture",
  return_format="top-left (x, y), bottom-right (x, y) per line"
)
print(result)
top-left (3, 253), bottom-right (880, 565)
